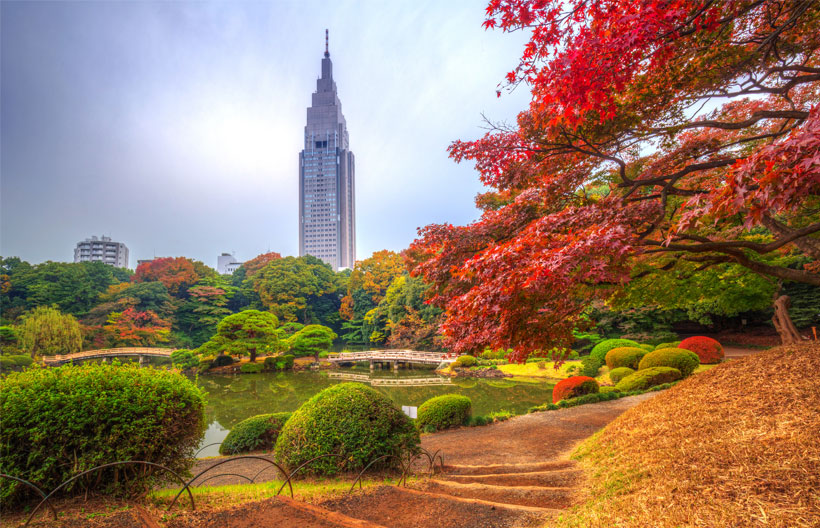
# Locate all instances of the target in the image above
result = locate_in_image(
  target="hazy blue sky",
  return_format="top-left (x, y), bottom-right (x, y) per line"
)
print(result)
top-left (1, 0), bottom-right (530, 269)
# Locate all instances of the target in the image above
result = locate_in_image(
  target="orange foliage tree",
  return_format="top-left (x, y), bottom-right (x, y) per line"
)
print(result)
top-left (133, 257), bottom-right (203, 297)
top-left (340, 250), bottom-right (406, 321)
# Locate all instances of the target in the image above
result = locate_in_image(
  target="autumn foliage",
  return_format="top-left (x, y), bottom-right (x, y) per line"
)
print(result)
top-left (133, 257), bottom-right (202, 296)
top-left (552, 376), bottom-right (599, 404)
top-left (679, 336), bottom-right (724, 364)
top-left (409, 0), bottom-right (820, 361)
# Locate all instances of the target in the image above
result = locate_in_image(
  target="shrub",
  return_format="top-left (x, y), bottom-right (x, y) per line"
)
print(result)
top-left (608, 367), bottom-right (635, 384)
top-left (274, 383), bottom-right (418, 476)
top-left (212, 354), bottom-right (234, 367)
top-left (654, 341), bottom-right (681, 350)
top-left (198, 355), bottom-right (215, 370)
top-left (0, 364), bottom-right (205, 503)
top-left (170, 349), bottom-right (199, 370)
top-left (220, 412), bottom-right (291, 455)
top-left (580, 355), bottom-right (603, 377)
top-left (455, 355), bottom-right (477, 367)
top-left (638, 344), bottom-right (655, 352)
top-left (616, 366), bottom-right (682, 391)
top-left (678, 336), bottom-right (724, 364)
top-left (470, 415), bottom-right (488, 426)
top-left (263, 356), bottom-right (279, 371)
top-left (417, 394), bottom-right (472, 431)
top-left (605, 347), bottom-right (649, 369)
top-left (553, 376), bottom-right (599, 403)
top-left (600, 385), bottom-right (621, 393)
top-left (481, 348), bottom-right (509, 360)
top-left (639, 348), bottom-right (700, 377)
top-left (590, 339), bottom-right (641, 363)
top-left (240, 362), bottom-right (262, 374)
top-left (281, 354), bottom-right (295, 369)
top-left (0, 355), bottom-right (33, 370)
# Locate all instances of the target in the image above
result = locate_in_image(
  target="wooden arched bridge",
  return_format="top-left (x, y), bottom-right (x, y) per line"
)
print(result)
top-left (43, 348), bottom-right (176, 366)
top-left (327, 350), bottom-right (459, 371)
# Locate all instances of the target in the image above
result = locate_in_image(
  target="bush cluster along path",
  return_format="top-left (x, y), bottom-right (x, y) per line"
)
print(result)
top-left (149, 393), bottom-right (656, 528)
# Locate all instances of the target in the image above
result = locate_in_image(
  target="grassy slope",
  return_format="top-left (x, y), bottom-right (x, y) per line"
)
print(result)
top-left (549, 343), bottom-right (820, 528)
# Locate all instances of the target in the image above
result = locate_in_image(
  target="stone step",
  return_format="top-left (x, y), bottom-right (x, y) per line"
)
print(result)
top-left (439, 468), bottom-right (584, 488)
top-left (320, 485), bottom-right (557, 528)
top-left (422, 479), bottom-right (576, 509)
top-left (442, 460), bottom-right (576, 475)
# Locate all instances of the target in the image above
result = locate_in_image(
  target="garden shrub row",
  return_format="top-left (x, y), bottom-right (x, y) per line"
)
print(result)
top-left (0, 354), bottom-right (33, 370)
top-left (679, 336), bottom-right (724, 364)
top-left (417, 394), bottom-right (472, 432)
top-left (0, 363), bottom-right (206, 504)
top-left (553, 376), bottom-right (599, 403)
top-left (615, 366), bottom-right (682, 391)
top-left (608, 366), bottom-right (635, 384)
top-left (638, 348), bottom-right (699, 377)
top-left (605, 347), bottom-right (648, 369)
top-left (590, 339), bottom-right (640, 363)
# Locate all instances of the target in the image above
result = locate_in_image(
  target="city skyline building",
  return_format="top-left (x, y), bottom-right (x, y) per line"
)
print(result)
top-left (73, 235), bottom-right (129, 268)
top-left (298, 30), bottom-right (356, 271)
top-left (217, 252), bottom-right (243, 275)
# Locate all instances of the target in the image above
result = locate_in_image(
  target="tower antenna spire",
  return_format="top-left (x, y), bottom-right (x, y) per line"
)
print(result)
top-left (324, 29), bottom-right (329, 58)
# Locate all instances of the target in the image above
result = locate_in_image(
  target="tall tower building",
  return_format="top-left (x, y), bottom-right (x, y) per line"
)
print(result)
top-left (299, 30), bottom-right (356, 270)
top-left (74, 235), bottom-right (129, 268)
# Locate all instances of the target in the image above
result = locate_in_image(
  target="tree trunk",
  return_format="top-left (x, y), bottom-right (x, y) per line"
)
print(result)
top-left (772, 295), bottom-right (802, 345)
top-left (249, 347), bottom-right (257, 362)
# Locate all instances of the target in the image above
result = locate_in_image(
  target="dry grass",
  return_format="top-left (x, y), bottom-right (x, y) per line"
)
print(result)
top-left (549, 343), bottom-right (820, 528)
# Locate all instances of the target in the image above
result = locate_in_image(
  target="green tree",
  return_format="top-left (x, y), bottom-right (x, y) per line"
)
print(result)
top-left (175, 277), bottom-right (235, 346)
top-left (215, 310), bottom-right (279, 362)
top-left (251, 256), bottom-right (338, 323)
top-left (19, 306), bottom-right (83, 357)
top-left (287, 324), bottom-right (337, 362)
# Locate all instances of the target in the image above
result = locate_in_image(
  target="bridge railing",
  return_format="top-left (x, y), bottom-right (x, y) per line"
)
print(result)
top-left (327, 350), bottom-right (459, 364)
top-left (44, 348), bottom-right (176, 364)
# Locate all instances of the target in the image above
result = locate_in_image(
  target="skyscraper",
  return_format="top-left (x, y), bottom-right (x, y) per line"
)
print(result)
top-left (299, 31), bottom-right (356, 271)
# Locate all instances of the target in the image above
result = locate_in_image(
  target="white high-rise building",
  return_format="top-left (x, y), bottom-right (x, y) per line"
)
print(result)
top-left (298, 31), bottom-right (356, 271)
top-left (74, 236), bottom-right (129, 268)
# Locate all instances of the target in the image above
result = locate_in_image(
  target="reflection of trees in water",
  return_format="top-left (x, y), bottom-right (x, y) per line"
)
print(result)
top-left (194, 370), bottom-right (555, 431)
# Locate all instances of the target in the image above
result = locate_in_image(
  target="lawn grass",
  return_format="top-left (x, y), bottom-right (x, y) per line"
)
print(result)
top-left (498, 360), bottom-right (583, 379)
top-left (148, 477), bottom-right (394, 510)
top-left (547, 343), bottom-right (820, 527)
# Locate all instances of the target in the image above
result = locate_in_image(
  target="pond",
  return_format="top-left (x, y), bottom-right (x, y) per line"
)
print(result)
top-left (193, 366), bottom-right (555, 457)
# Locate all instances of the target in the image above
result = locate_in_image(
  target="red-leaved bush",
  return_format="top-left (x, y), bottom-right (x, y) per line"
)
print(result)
top-left (679, 336), bottom-right (724, 364)
top-left (552, 376), bottom-right (599, 404)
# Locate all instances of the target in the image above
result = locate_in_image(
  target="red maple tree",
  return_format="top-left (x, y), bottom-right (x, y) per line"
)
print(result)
top-left (409, 0), bottom-right (820, 360)
top-left (133, 257), bottom-right (202, 297)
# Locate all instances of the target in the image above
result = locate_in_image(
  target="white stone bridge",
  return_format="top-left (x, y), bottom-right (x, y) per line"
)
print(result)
top-left (42, 347), bottom-right (176, 366)
top-left (327, 350), bottom-right (459, 371)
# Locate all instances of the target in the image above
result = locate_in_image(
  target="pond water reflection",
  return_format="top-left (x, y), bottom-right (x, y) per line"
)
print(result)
top-left (193, 366), bottom-right (555, 457)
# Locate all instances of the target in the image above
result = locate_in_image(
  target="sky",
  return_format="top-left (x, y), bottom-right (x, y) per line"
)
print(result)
top-left (1, 0), bottom-right (531, 270)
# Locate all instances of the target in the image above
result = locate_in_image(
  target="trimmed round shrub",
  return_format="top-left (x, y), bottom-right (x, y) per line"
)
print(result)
top-left (274, 383), bottom-right (419, 476)
top-left (615, 366), bottom-right (682, 391)
top-left (220, 412), bottom-right (291, 455)
top-left (417, 394), bottom-right (472, 431)
top-left (0, 364), bottom-right (205, 503)
top-left (198, 355), bottom-right (214, 370)
top-left (609, 367), bottom-right (635, 384)
top-left (281, 354), bottom-right (295, 369)
top-left (212, 354), bottom-right (234, 367)
top-left (638, 344), bottom-right (655, 352)
top-left (455, 355), bottom-right (477, 367)
top-left (605, 347), bottom-right (649, 369)
top-left (679, 336), bottom-right (724, 364)
top-left (0, 355), bottom-right (33, 370)
top-left (240, 362), bottom-right (262, 374)
top-left (654, 341), bottom-right (681, 350)
top-left (600, 386), bottom-right (621, 394)
top-left (580, 355), bottom-right (604, 377)
top-left (263, 356), bottom-right (279, 371)
top-left (553, 376), bottom-right (599, 403)
top-left (639, 348), bottom-right (700, 377)
top-left (590, 339), bottom-right (641, 363)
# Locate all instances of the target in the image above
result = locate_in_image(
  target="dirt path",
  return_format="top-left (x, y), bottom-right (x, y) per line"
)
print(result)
top-left (86, 392), bottom-right (656, 528)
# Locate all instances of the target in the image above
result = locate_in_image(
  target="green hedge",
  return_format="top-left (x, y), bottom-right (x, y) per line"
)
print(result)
top-left (170, 349), bottom-right (199, 370)
top-left (580, 355), bottom-right (603, 377)
top-left (220, 412), bottom-right (291, 455)
top-left (590, 339), bottom-right (641, 363)
top-left (654, 341), bottom-right (681, 350)
top-left (615, 366), bottom-right (682, 391)
top-left (274, 383), bottom-right (419, 476)
top-left (212, 354), bottom-right (235, 367)
top-left (638, 348), bottom-right (700, 377)
top-left (263, 354), bottom-right (295, 371)
top-left (0, 355), bottom-right (33, 370)
top-left (240, 362), bottom-right (262, 374)
top-left (454, 355), bottom-right (477, 367)
top-left (417, 394), bottom-right (472, 432)
top-left (608, 367), bottom-right (635, 384)
top-left (605, 347), bottom-right (648, 369)
top-left (0, 364), bottom-right (205, 503)
top-left (599, 386), bottom-right (621, 394)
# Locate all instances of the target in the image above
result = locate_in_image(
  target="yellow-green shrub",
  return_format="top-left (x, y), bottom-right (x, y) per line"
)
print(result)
top-left (605, 347), bottom-right (648, 369)
top-left (638, 348), bottom-right (700, 377)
